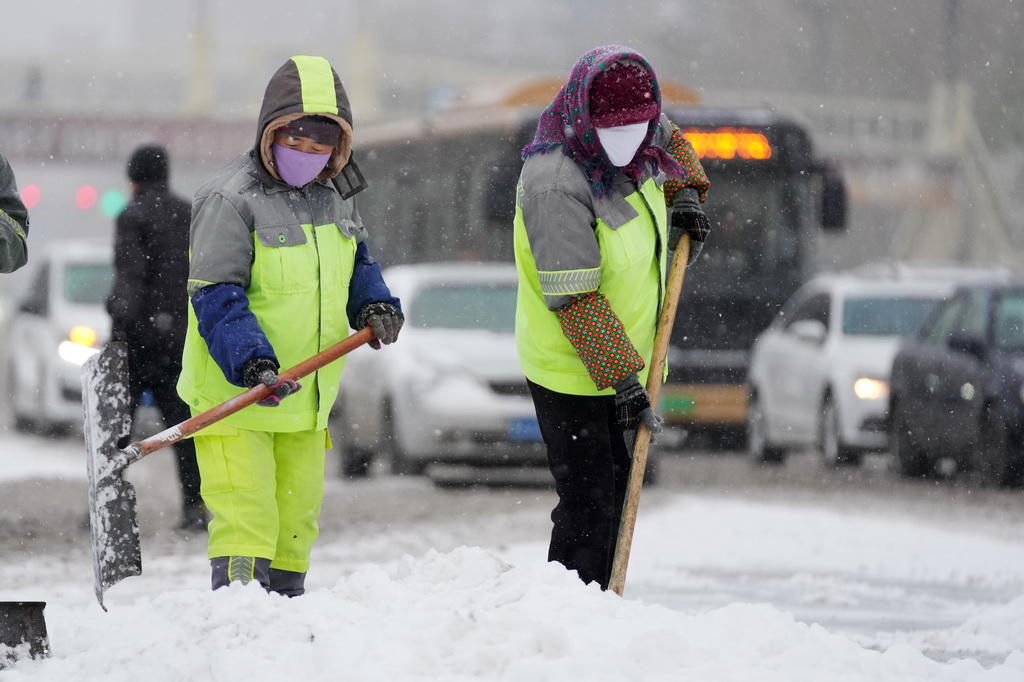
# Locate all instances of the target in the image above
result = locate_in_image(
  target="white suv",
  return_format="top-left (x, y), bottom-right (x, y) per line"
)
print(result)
top-left (745, 263), bottom-right (1012, 467)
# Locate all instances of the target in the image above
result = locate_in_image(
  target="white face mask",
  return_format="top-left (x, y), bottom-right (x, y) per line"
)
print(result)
top-left (596, 122), bottom-right (650, 167)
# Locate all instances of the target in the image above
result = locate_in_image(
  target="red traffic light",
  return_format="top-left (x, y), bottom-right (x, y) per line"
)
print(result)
top-left (21, 184), bottom-right (41, 209)
top-left (75, 185), bottom-right (98, 210)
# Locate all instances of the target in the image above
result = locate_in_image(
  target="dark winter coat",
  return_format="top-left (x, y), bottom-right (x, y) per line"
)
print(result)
top-left (106, 179), bottom-right (191, 382)
top-left (0, 152), bottom-right (29, 273)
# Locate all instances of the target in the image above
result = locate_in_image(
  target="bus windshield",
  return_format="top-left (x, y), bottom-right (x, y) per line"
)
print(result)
top-left (691, 173), bottom-right (799, 294)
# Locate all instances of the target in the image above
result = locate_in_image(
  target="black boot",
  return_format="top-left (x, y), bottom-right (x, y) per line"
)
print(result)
top-left (211, 556), bottom-right (271, 591)
top-left (269, 568), bottom-right (306, 597)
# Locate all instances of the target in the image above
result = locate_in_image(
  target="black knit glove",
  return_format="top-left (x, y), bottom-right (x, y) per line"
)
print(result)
top-left (613, 375), bottom-right (664, 434)
top-left (356, 302), bottom-right (405, 350)
top-left (668, 186), bottom-right (711, 265)
top-left (242, 357), bottom-right (302, 407)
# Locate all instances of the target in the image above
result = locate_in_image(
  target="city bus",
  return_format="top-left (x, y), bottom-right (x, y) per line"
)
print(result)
top-left (355, 79), bottom-right (847, 448)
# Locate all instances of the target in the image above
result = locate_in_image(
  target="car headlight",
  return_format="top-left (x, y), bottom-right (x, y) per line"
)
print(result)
top-left (853, 377), bottom-right (889, 401)
top-left (58, 325), bottom-right (101, 366)
top-left (69, 325), bottom-right (98, 347)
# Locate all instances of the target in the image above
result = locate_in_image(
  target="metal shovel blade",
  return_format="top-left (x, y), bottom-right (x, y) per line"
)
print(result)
top-left (0, 601), bottom-right (50, 668)
top-left (81, 341), bottom-right (140, 611)
top-left (78, 328), bottom-right (375, 610)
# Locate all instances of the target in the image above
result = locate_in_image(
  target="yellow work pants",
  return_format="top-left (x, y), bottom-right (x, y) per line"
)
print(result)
top-left (194, 426), bottom-right (328, 573)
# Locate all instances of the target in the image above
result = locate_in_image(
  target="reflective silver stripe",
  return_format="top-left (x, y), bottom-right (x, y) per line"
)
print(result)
top-left (538, 268), bottom-right (601, 296)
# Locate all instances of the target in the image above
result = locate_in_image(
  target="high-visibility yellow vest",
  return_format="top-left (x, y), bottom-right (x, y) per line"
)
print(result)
top-left (178, 221), bottom-right (357, 432)
top-left (514, 176), bottom-right (667, 396)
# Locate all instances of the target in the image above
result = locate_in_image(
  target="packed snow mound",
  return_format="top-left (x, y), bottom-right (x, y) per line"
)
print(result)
top-left (9, 546), bottom-right (1024, 681)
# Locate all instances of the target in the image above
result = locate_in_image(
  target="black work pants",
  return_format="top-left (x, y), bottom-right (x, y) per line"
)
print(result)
top-left (528, 379), bottom-right (631, 590)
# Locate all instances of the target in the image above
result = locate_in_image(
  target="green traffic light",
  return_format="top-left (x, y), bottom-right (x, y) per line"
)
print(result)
top-left (99, 189), bottom-right (128, 217)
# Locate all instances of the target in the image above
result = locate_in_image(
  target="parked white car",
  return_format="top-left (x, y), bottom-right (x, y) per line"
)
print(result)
top-left (331, 262), bottom-right (544, 478)
top-left (745, 263), bottom-right (1012, 467)
top-left (8, 239), bottom-right (113, 435)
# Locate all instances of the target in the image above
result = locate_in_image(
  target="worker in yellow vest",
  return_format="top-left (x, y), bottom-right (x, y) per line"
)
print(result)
top-left (514, 45), bottom-right (710, 590)
top-left (178, 55), bottom-right (403, 596)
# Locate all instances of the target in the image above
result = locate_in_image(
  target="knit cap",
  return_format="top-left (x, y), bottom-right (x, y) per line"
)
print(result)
top-left (589, 59), bottom-right (658, 128)
top-left (277, 115), bottom-right (342, 146)
top-left (127, 144), bottom-right (169, 182)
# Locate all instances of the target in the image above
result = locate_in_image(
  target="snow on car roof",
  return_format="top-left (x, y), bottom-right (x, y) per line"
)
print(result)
top-left (805, 261), bottom-right (1019, 298)
top-left (846, 260), bottom-right (1017, 283)
top-left (382, 261), bottom-right (519, 294)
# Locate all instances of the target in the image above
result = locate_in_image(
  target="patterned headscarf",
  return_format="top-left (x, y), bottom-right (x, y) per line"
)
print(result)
top-left (522, 45), bottom-right (688, 199)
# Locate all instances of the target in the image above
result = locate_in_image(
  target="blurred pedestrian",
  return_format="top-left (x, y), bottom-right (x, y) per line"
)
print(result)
top-left (177, 55), bottom-right (403, 596)
top-left (513, 45), bottom-right (710, 590)
top-left (0, 151), bottom-right (30, 273)
top-left (106, 144), bottom-right (205, 531)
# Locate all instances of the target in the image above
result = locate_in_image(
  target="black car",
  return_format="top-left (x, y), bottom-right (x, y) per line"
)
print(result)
top-left (888, 282), bottom-right (1024, 488)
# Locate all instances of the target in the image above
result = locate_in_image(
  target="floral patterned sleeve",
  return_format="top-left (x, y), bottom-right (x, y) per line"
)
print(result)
top-left (662, 120), bottom-right (710, 205)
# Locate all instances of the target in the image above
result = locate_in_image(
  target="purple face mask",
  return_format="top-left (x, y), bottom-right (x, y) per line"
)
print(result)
top-left (272, 143), bottom-right (331, 187)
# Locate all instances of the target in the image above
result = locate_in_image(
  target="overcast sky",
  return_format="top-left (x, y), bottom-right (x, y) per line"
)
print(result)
top-left (4, 1), bottom-right (1019, 104)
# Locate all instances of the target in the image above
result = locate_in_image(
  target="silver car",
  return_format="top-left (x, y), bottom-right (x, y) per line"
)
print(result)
top-left (7, 239), bottom-right (113, 435)
top-left (331, 262), bottom-right (544, 478)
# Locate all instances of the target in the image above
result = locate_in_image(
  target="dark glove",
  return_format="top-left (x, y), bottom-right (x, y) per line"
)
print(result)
top-left (242, 357), bottom-right (302, 408)
top-left (356, 302), bottom-right (405, 350)
top-left (613, 374), bottom-right (664, 434)
top-left (669, 186), bottom-right (711, 265)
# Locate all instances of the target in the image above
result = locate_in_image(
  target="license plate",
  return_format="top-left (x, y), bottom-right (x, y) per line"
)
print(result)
top-left (506, 417), bottom-right (542, 442)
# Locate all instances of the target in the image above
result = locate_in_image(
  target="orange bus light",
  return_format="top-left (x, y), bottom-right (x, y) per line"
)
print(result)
top-left (683, 129), bottom-right (772, 160)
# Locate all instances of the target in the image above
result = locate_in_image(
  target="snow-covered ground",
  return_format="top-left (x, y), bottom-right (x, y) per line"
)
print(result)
top-left (1, 429), bottom-right (1023, 681)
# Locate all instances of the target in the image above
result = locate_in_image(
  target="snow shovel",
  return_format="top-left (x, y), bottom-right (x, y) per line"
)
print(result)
top-left (608, 235), bottom-right (691, 597)
top-left (0, 601), bottom-right (50, 668)
top-left (81, 326), bottom-right (375, 610)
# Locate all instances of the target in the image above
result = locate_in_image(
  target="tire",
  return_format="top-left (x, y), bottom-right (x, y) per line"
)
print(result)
top-left (818, 396), bottom-right (861, 467)
top-left (384, 402), bottom-right (427, 477)
top-left (37, 420), bottom-right (73, 439)
top-left (890, 400), bottom-right (932, 478)
top-left (13, 414), bottom-right (35, 434)
top-left (331, 403), bottom-right (375, 478)
top-left (9, 359), bottom-right (35, 433)
top-left (976, 407), bottom-right (1024, 488)
top-left (747, 393), bottom-right (785, 465)
top-left (711, 428), bottom-right (747, 452)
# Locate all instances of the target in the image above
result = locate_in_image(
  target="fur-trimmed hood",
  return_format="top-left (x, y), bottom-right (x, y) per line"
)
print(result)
top-left (256, 56), bottom-right (357, 187)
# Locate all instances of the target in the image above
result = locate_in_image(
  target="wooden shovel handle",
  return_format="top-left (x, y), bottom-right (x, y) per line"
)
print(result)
top-left (608, 235), bottom-right (691, 596)
top-left (127, 326), bottom-right (375, 462)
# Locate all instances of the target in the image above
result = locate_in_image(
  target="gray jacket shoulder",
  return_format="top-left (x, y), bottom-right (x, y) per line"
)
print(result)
top-left (519, 150), bottom-right (594, 208)
top-left (193, 152), bottom-right (261, 223)
top-left (188, 152), bottom-right (263, 294)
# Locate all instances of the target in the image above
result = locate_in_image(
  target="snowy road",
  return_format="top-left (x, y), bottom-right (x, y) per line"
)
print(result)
top-left (1, 426), bottom-right (1023, 677)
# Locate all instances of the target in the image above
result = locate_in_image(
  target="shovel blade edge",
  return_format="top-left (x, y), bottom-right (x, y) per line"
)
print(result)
top-left (82, 341), bottom-right (141, 610)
